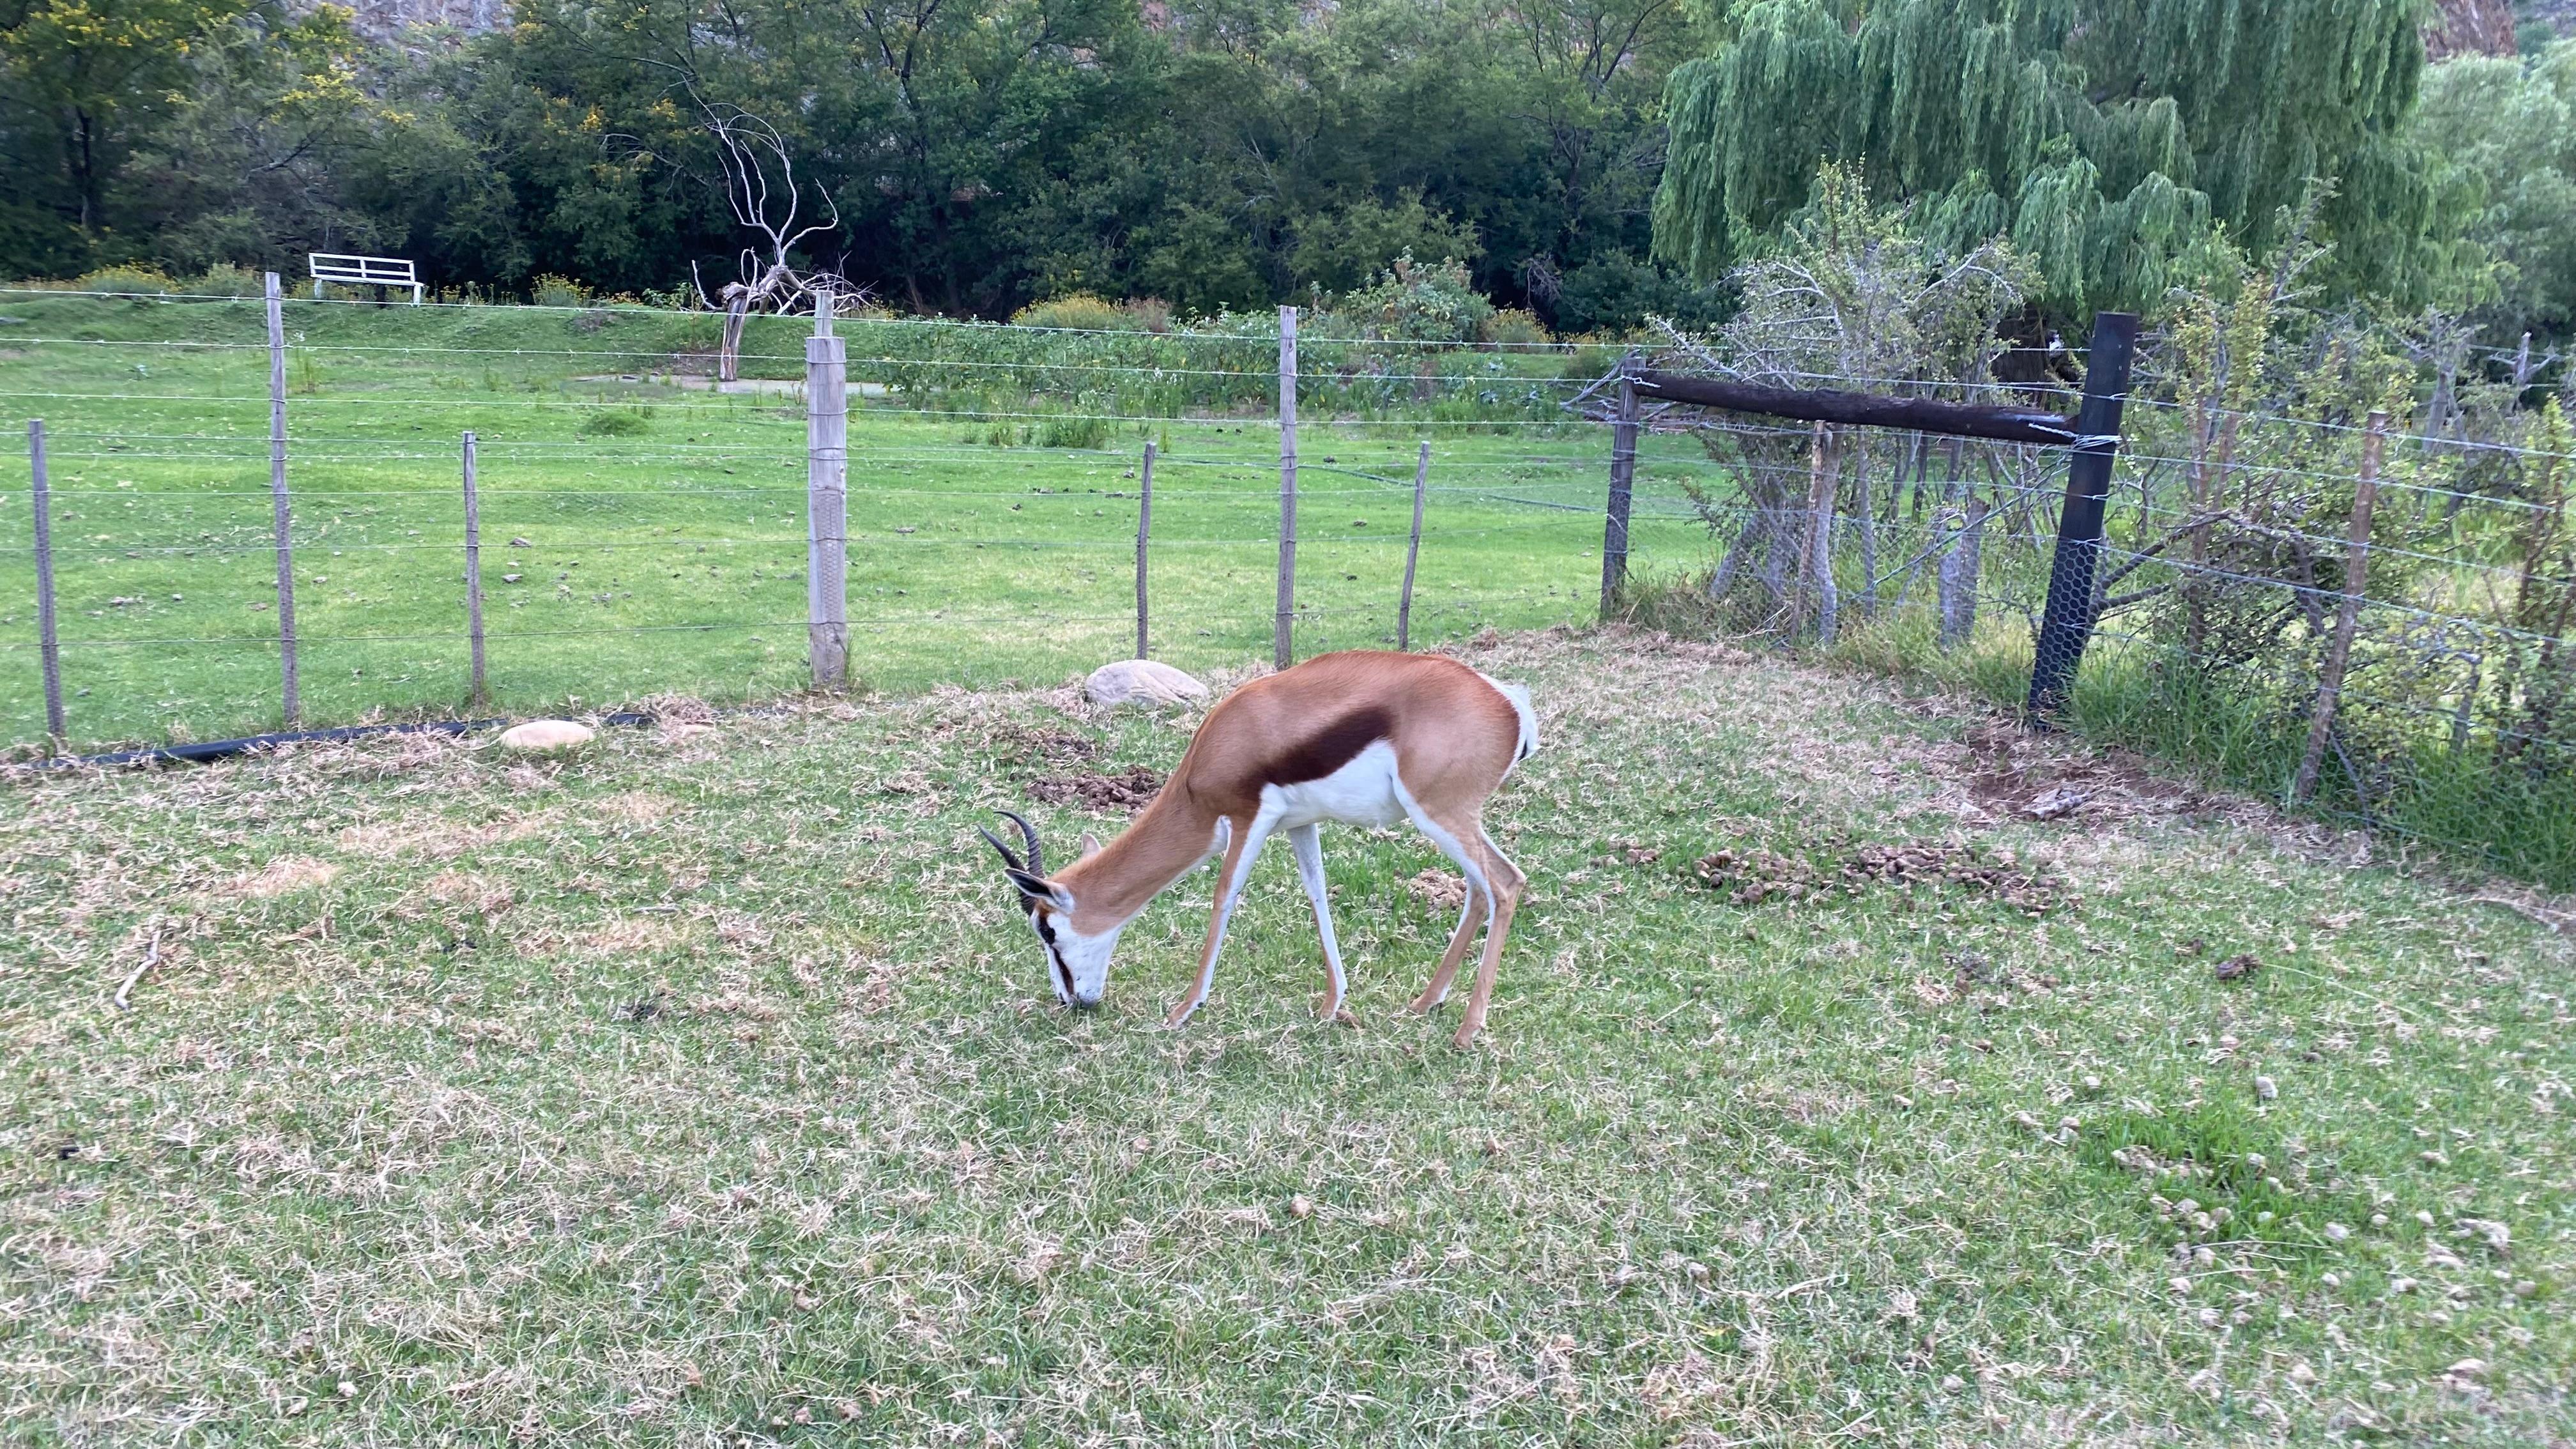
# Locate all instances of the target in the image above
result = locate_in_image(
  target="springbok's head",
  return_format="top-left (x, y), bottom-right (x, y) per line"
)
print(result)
top-left (979, 809), bottom-right (1118, 1009)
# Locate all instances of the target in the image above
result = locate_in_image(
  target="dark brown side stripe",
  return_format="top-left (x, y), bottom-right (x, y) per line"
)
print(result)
top-left (1262, 706), bottom-right (1394, 786)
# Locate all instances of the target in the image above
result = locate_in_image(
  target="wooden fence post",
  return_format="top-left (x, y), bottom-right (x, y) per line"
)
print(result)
top-left (1135, 440), bottom-right (1154, 658)
top-left (264, 271), bottom-right (301, 724)
top-left (462, 431), bottom-right (486, 703)
top-left (1275, 305), bottom-right (1298, 670)
top-left (2293, 411), bottom-right (2388, 804)
top-left (806, 288), bottom-right (849, 689)
top-left (1600, 351), bottom-right (1638, 614)
top-left (28, 420), bottom-right (64, 744)
top-left (1399, 440), bottom-right (1428, 650)
top-left (1800, 423), bottom-right (1842, 641)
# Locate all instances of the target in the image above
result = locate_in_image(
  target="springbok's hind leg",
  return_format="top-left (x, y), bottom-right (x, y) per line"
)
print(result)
top-left (1287, 824), bottom-right (1351, 1021)
top-left (1407, 870), bottom-right (1487, 1015)
top-left (1451, 830), bottom-right (1525, 1047)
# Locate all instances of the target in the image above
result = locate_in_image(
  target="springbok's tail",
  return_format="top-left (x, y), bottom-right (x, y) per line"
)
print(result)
top-left (1483, 676), bottom-right (1537, 774)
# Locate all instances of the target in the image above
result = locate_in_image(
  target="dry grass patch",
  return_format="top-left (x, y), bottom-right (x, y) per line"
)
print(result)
top-left (1, 627), bottom-right (2567, 1447)
top-left (222, 854), bottom-right (342, 899)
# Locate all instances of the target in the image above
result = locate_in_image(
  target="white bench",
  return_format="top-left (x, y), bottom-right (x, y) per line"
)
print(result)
top-left (309, 253), bottom-right (423, 303)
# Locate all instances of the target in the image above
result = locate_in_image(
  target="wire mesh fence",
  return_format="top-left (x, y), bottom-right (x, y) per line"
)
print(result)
top-left (0, 286), bottom-right (1712, 751)
top-left (1675, 381), bottom-right (2576, 888)
top-left (10, 282), bottom-right (2575, 888)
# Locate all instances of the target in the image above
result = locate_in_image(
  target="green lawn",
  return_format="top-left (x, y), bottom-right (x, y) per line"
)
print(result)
top-left (0, 293), bottom-right (1717, 750)
top-left (3, 629), bottom-right (2567, 1444)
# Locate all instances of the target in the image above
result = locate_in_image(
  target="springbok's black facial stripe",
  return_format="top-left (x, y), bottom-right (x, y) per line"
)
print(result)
top-left (1035, 914), bottom-right (1073, 997)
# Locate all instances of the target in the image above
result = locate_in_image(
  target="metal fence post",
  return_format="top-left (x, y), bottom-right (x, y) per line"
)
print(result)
top-left (264, 272), bottom-right (301, 725)
top-left (1399, 440), bottom-right (1428, 650)
top-left (1276, 305), bottom-right (1298, 670)
top-left (2023, 310), bottom-right (2139, 720)
top-left (806, 288), bottom-right (849, 689)
top-left (1135, 440), bottom-right (1154, 659)
top-left (1601, 351), bottom-right (1639, 613)
top-left (28, 420), bottom-right (65, 744)
top-left (2294, 411), bottom-right (2388, 804)
top-left (461, 431), bottom-right (486, 703)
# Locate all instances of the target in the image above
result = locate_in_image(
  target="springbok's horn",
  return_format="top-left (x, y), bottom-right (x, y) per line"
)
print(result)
top-left (976, 823), bottom-right (1025, 873)
top-left (997, 809), bottom-right (1044, 876)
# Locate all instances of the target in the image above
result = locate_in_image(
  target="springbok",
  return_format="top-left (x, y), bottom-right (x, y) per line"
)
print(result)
top-left (979, 650), bottom-right (1537, 1046)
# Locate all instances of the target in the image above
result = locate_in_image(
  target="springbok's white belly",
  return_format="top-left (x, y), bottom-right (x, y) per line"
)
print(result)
top-left (1265, 740), bottom-right (1406, 829)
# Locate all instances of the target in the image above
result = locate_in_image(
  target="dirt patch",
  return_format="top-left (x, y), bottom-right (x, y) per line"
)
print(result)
top-left (1939, 723), bottom-right (2217, 825)
top-left (1028, 767), bottom-right (1163, 811)
top-left (1691, 840), bottom-right (2071, 915)
top-left (986, 724), bottom-right (1102, 770)
top-left (225, 855), bottom-right (342, 899)
top-left (1410, 868), bottom-right (1469, 912)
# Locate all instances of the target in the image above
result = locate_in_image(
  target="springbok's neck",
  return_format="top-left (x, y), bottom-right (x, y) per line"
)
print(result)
top-left (1055, 790), bottom-right (1219, 930)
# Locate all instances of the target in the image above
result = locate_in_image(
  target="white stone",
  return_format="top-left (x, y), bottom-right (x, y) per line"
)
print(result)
top-left (498, 719), bottom-right (595, 751)
top-left (1085, 658), bottom-right (1209, 708)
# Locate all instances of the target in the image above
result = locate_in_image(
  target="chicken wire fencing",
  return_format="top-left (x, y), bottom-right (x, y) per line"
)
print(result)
top-left (1676, 381), bottom-right (2576, 889)
top-left (0, 284), bottom-right (1711, 753)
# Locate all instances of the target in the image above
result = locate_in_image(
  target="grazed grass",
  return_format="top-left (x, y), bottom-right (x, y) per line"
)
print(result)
top-left (2, 628), bottom-right (2570, 1445)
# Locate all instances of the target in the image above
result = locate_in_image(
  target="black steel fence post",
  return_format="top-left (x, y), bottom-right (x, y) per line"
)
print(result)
top-left (2025, 312), bottom-right (2138, 721)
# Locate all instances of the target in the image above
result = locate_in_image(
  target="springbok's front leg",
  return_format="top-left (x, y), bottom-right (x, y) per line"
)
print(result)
top-left (1287, 824), bottom-right (1350, 1021)
top-left (1167, 813), bottom-right (1266, 1027)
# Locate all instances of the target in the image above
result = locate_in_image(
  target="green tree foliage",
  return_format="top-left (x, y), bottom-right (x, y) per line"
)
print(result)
top-left (0, 0), bottom-right (367, 271)
top-left (2409, 41), bottom-right (2576, 339)
top-left (1653, 0), bottom-right (2446, 320)
top-left (5, 0), bottom-right (1715, 325)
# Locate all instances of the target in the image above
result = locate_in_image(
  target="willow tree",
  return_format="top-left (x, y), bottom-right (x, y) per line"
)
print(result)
top-left (1653, 0), bottom-right (2442, 319)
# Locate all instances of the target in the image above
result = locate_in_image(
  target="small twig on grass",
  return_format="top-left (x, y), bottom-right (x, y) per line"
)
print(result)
top-left (113, 922), bottom-right (165, 1013)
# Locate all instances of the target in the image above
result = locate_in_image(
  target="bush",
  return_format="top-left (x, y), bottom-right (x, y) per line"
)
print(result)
top-left (578, 406), bottom-right (651, 436)
top-left (1321, 254), bottom-right (1494, 344)
top-left (532, 273), bottom-right (589, 309)
top-left (1038, 413), bottom-right (1111, 448)
top-left (187, 264), bottom-right (264, 298)
top-left (74, 266), bottom-right (182, 298)
top-left (1481, 307), bottom-right (1551, 346)
top-left (1114, 296), bottom-right (1174, 332)
top-left (1012, 293), bottom-right (1123, 331)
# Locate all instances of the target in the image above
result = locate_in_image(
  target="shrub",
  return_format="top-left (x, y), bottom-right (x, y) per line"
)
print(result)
top-left (532, 273), bottom-right (589, 309)
top-left (1481, 307), bottom-right (1551, 346)
top-left (1038, 413), bottom-right (1111, 448)
top-left (1322, 253), bottom-right (1494, 344)
top-left (187, 264), bottom-right (265, 298)
top-left (75, 266), bottom-right (181, 298)
top-left (578, 406), bottom-right (651, 436)
top-left (1011, 293), bottom-right (1124, 332)
top-left (1114, 296), bottom-right (1174, 332)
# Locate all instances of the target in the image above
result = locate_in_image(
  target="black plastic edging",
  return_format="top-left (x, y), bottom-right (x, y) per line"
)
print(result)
top-left (25, 712), bottom-right (655, 770)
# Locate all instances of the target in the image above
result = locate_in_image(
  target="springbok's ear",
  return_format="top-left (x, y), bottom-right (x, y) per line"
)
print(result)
top-left (1080, 832), bottom-right (1103, 860)
top-left (1004, 866), bottom-right (1074, 912)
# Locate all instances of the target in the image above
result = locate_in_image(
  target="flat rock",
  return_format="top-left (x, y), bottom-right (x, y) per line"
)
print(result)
top-left (1085, 659), bottom-right (1209, 708)
top-left (498, 719), bottom-right (596, 751)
